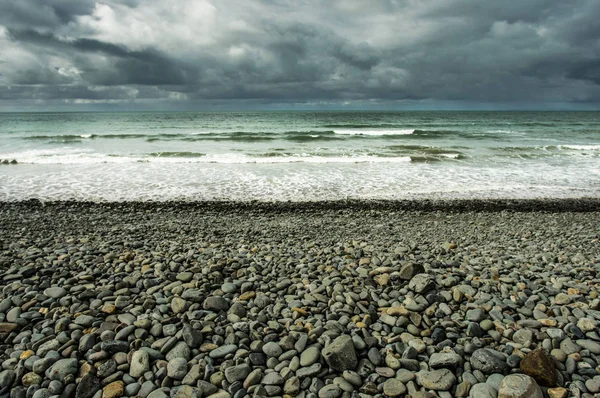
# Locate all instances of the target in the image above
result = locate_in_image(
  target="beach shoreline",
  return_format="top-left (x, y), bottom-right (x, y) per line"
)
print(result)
top-left (0, 200), bottom-right (599, 397)
top-left (3, 197), bottom-right (600, 213)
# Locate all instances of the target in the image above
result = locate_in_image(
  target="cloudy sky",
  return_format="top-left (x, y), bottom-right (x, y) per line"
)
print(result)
top-left (1, 0), bottom-right (599, 110)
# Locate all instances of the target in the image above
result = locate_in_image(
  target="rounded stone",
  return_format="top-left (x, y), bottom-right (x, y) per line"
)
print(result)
top-left (498, 374), bottom-right (542, 398)
top-left (262, 342), bottom-right (283, 358)
top-left (167, 358), bottom-right (188, 380)
top-left (382, 379), bottom-right (407, 397)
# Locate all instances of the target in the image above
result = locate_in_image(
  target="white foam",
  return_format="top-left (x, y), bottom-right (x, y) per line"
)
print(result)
top-left (4, 151), bottom-right (413, 165)
top-left (559, 145), bottom-right (600, 151)
top-left (79, 134), bottom-right (94, 138)
top-left (1, 158), bottom-right (599, 202)
top-left (485, 130), bottom-right (521, 134)
top-left (439, 153), bottom-right (461, 159)
top-left (334, 129), bottom-right (415, 136)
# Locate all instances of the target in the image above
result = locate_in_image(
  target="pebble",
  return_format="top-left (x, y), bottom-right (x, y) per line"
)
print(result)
top-left (416, 369), bottom-right (457, 390)
top-left (383, 379), bottom-right (407, 397)
top-left (300, 346), bottom-right (321, 367)
top-left (167, 358), bottom-right (188, 380)
top-left (129, 351), bottom-right (150, 378)
top-left (322, 335), bottom-right (357, 371)
top-left (262, 342), bottom-right (282, 357)
top-left (43, 287), bottom-right (67, 299)
top-left (1, 203), bottom-right (599, 398)
top-left (470, 348), bottom-right (508, 374)
top-left (497, 374), bottom-right (542, 398)
top-left (469, 383), bottom-right (497, 398)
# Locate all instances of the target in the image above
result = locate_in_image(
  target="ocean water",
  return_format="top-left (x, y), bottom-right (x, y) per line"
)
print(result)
top-left (0, 111), bottom-right (599, 201)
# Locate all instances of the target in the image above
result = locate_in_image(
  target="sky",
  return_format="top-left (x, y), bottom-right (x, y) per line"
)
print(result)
top-left (1, 0), bottom-right (599, 111)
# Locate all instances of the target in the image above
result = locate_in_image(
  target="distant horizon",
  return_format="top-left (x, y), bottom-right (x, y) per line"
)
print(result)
top-left (1, 107), bottom-right (599, 113)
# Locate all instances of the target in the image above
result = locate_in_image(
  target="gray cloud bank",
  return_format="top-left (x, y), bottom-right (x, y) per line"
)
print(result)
top-left (1, 0), bottom-right (599, 110)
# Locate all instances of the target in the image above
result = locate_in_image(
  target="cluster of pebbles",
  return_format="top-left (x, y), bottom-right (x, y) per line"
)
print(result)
top-left (0, 200), bottom-right (599, 398)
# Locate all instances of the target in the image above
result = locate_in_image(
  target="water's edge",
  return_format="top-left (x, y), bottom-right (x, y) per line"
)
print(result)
top-left (3, 198), bottom-right (600, 213)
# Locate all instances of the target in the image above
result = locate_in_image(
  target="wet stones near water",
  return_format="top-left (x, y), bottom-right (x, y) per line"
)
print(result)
top-left (1, 202), bottom-right (600, 398)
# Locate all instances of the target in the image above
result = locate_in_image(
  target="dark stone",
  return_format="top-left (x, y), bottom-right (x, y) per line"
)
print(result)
top-left (470, 348), bottom-right (508, 374)
top-left (519, 348), bottom-right (557, 387)
top-left (75, 374), bottom-right (100, 398)
top-left (432, 328), bottom-right (446, 344)
top-left (100, 340), bottom-right (129, 354)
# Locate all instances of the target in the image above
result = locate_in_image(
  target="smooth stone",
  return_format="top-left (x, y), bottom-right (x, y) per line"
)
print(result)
top-left (224, 364), bottom-right (251, 383)
top-left (469, 383), bottom-right (497, 398)
top-left (512, 329), bottom-right (533, 345)
top-left (74, 315), bottom-right (95, 327)
top-left (102, 381), bottom-right (124, 398)
top-left (416, 368), bottom-right (457, 390)
top-left (296, 363), bottom-right (322, 378)
top-left (283, 376), bottom-right (300, 395)
top-left (318, 384), bottom-right (342, 398)
top-left (300, 346), bottom-right (320, 367)
top-left (147, 390), bottom-right (169, 398)
top-left (497, 374), bottom-right (542, 398)
top-left (203, 297), bottom-right (229, 311)
top-left (429, 352), bottom-right (462, 368)
top-left (204, 391), bottom-right (230, 398)
top-left (383, 379), bottom-right (407, 397)
top-left (44, 287), bottom-right (67, 299)
top-left (165, 342), bottom-right (190, 361)
top-left (262, 373), bottom-right (283, 385)
top-left (486, 374), bottom-right (504, 391)
top-left (575, 339), bottom-right (600, 354)
top-left (559, 339), bottom-right (581, 355)
top-left (45, 359), bottom-right (77, 381)
top-left (466, 309), bottom-right (486, 322)
top-left (209, 345), bottom-right (238, 359)
top-left (167, 358), bottom-right (188, 380)
top-left (129, 351), bottom-right (150, 378)
top-left (0, 370), bottom-right (15, 388)
top-left (221, 283), bottom-right (237, 294)
top-left (585, 379), bottom-right (600, 394)
top-left (396, 368), bottom-right (416, 383)
top-left (262, 342), bottom-right (282, 358)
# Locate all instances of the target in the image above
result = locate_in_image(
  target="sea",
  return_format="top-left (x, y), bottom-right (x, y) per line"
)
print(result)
top-left (0, 111), bottom-right (598, 202)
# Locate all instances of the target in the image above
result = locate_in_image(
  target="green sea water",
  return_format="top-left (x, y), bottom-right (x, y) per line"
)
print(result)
top-left (0, 111), bottom-right (598, 201)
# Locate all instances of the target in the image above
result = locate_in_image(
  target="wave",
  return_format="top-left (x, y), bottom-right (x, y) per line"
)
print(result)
top-left (322, 123), bottom-right (408, 128)
top-left (334, 129), bottom-right (415, 136)
top-left (148, 152), bottom-right (206, 157)
top-left (384, 144), bottom-right (466, 155)
top-left (5, 151), bottom-right (417, 165)
top-left (558, 145), bottom-right (600, 151)
top-left (25, 134), bottom-right (98, 140)
top-left (495, 144), bottom-right (600, 152)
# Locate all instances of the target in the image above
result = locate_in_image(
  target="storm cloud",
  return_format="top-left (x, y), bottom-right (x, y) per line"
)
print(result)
top-left (1, 0), bottom-right (599, 109)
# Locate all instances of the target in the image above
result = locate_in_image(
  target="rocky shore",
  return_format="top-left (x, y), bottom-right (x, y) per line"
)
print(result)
top-left (0, 200), bottom-right (599, 398)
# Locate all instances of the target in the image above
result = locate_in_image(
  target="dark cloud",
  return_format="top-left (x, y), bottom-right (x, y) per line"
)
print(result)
top-left (0, 0), bottom-right (599, 109)
top-left (7, 29), bottom-right (196, 86)
top-left (0, 0), bottom-right (96, 30)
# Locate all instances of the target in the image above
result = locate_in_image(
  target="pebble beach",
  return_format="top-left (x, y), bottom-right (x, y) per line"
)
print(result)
top-left (1, 199), bottom-right (600, 398)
